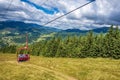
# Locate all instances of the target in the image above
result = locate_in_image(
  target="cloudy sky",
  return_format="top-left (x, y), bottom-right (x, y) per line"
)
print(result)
top-left (0, 0), bottom-right (119, 30)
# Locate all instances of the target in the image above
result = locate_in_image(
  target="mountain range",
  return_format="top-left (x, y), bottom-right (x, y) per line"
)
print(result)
top-left (0, 21), bottom-right (110, 46)
top-left (0, 21), bottom-right (60, 46)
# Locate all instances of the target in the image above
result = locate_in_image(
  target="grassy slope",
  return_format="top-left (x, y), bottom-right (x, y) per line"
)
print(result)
top-left (0, 53), bottom-right (120, 80)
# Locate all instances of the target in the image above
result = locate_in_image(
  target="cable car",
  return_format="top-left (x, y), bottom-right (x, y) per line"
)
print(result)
top-left (17, 34), bottom-right (30, 62)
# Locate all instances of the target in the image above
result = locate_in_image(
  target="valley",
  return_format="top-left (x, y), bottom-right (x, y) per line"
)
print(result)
top-left (0, 21), bottom-right (110, 46)
top-left (0, 0), bottom-right (120, 80)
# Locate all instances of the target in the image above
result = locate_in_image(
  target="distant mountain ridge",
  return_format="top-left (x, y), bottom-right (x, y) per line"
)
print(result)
top-left (0, 21), bottom-right (112, 46)
top-left (0, 21), bottom-right (60, 45)
top-left (0, 21), bottom-right (60, 33)
top-left (63, 27), bottom-right (109, 33)
top-left (55, 27), bottom-right (110, 37)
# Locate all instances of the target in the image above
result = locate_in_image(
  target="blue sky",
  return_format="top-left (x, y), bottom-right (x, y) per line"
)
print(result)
top-left (21, 0), bottom-right (59, 15)
top-left (0, 0), bottom-right (119, 30)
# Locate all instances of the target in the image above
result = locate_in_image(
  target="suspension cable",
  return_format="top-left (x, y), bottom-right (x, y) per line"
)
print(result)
top-left (0, 0), bottom-right (14, 18)
top-left (43, 0), bottom-right (95, 26)
top-left (6, 0), bottom-right (14, 13)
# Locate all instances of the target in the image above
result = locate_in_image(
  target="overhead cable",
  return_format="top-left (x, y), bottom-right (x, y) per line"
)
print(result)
top-left (43, 0), bottom-right (95, 26)
top-left (0, 0), bottom-right (14, 18)
top-left (6, 0), bottom-right (14, 13)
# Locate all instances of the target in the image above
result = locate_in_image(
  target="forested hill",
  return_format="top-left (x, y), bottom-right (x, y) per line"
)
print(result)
top-left (0, 21), bottom-right (59, 32)
top-left (63, 27), bottom-right (109, 33)
top-left (55, 27), bottom-right (110, 37)
top-left (0, 24), bottom-right (120, 59)
top-left (30, 26), bottom-right (120, 59)
top-left (0, 21), bottom-right (60, 45)
top-left (0, 21), bottom-right (115, 46)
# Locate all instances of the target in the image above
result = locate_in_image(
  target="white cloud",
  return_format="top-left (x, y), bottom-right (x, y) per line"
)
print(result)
top-left (0, 0), bottom-right (120, 30)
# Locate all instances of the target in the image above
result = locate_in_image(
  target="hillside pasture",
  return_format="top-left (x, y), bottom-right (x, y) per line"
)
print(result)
top-left (0, 53), bottom-right (120, 80)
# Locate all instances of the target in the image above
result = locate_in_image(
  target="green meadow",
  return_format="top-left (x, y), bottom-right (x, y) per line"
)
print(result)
top-left (0, 53), bottom-right (120, 80)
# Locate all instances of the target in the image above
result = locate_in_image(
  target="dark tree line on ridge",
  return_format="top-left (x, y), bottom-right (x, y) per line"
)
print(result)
top-left (31, 26), bottom-right (120, 59)
top-left (0, 25), bottom-right (120, 59)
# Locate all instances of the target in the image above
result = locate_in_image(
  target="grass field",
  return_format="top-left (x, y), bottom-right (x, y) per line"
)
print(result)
top-left (0, 53), bottom-right (120, 80)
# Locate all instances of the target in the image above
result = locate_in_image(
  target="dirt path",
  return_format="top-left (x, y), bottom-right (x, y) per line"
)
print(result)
top-left (5, 61), bottom-right (77, 80)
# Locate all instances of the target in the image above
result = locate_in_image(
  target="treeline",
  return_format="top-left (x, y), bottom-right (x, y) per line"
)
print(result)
top-left (31, 26), bottom-right (120, 59)
top-left (0, 26), bottom-right (120, 59)
top-left (0, 45), bottom-right (16, 53)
